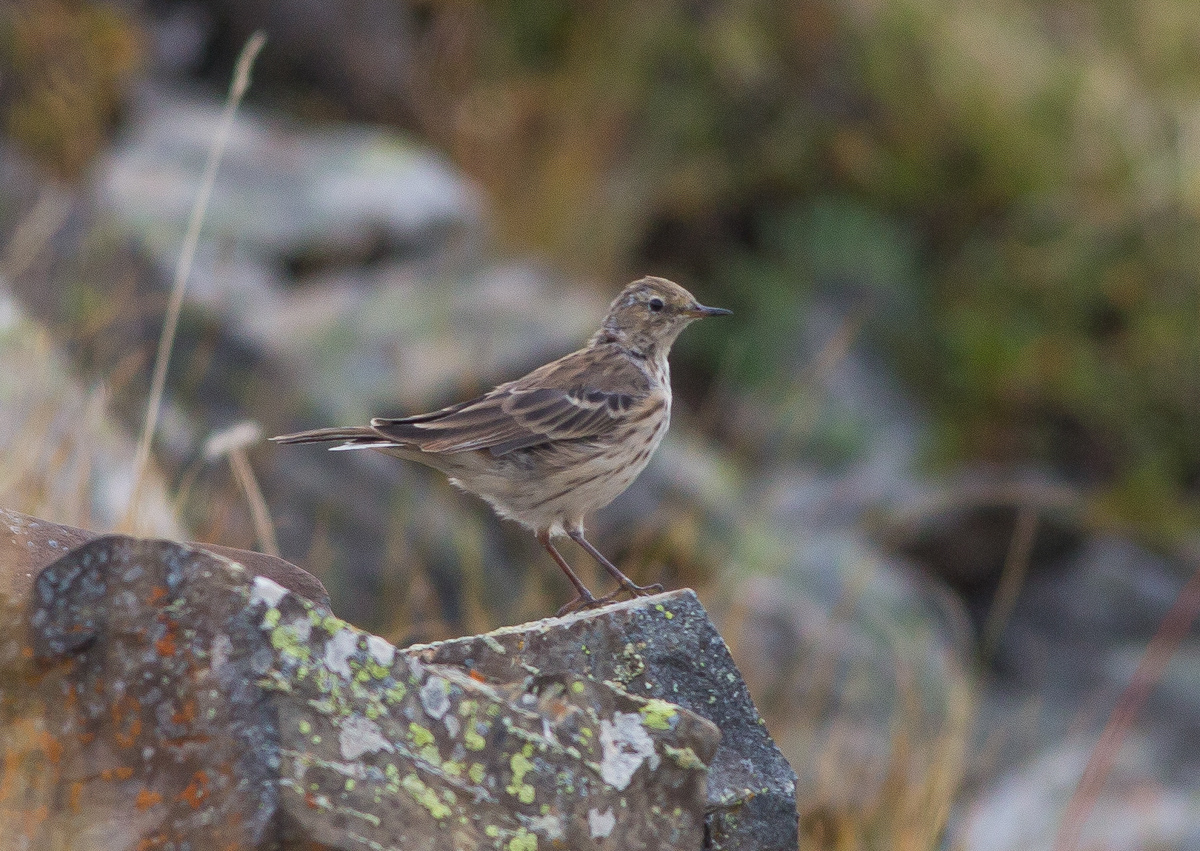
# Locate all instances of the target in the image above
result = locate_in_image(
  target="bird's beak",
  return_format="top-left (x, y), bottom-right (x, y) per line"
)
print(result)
top-left (687, 303), bottom-right (733, 318)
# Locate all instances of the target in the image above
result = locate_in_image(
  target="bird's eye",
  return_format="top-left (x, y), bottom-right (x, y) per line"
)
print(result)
top-left (648, 297), bottom-right (664, 312)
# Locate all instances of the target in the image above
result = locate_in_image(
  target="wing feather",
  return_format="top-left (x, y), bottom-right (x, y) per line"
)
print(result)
top-left (369, 345), bottom-right (651, 456)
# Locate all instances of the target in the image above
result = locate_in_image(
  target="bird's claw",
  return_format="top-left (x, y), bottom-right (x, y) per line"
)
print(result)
top-left (622, 580), bottom-right (664, 596)
top-left (556, 593), bottom-right (598, 617)
top-left (556, 581), bottom-right (664, 616)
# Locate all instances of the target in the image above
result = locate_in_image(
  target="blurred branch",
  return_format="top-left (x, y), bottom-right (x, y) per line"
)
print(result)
top-left (122, 30), bottom-right (266, 534)
top-left (1053, 557), bottom-right (1200, 851)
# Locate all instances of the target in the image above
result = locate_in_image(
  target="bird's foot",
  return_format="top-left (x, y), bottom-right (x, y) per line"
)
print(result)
top-left (555, 580), bottom-right (664, 616)
top-left (555, 591), bottom-right (598, 617)
top-left (620, 579), bottom-right (664, 597)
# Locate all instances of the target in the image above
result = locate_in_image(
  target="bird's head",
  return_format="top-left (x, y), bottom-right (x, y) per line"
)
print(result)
top-left (592, 276), bottom-right (731, 357)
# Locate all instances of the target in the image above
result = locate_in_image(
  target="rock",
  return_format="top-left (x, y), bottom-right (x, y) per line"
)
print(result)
top-left (946, 534), bottom-right (1200, 850)
top-left (953, 737), bottom-right (1200, 851)
top-left (0, 520), bottom-right (799, 849)
top-left (0, 507), bottom-right (329, 609)
top-left (408, 589), bottom-right (799, 851)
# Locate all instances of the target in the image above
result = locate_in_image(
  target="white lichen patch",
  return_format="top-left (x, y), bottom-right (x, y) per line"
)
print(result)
top-left (521, 812), bottom-right (565, 841)
top-left (420, 676), bottom-right (451, 720)
top-left (324, 628), bottom-right (358, 679)
top-left (210, 633), bottom-right (232, 672)
top-left (599, 712), bottom-right (659, 791)
top-left (250, 575), bottom-right (287, 608)
top-left (481, 633), bottom-right (507, 654)
top-left (366, 634), bottom-right (395, 668)
top-left (339, 714), bottom-right (395, 760)
top-left (588, 806), bottom-right (616, 838)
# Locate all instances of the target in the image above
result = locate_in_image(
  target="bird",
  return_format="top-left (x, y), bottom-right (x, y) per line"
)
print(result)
top-left (271, 276), bottom-right (731, 613)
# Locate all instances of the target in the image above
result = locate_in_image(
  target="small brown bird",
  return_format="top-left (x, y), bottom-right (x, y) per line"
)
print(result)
top-left (271, 276), bottom-right (731, 612)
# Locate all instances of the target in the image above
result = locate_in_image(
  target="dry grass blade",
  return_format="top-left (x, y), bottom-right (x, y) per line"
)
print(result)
top-left (122, 30), bottom-right (267, 534)
top-left (203, 421), bottom-right (280, 556)
top-left (980, 507), bottom-right (1039, 661)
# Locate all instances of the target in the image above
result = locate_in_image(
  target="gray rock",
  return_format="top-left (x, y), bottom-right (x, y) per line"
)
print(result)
top-left (0, 507), bottom-right (329, 608)
top-left (408, 589), bottom-right (800, 851)
top-left (0, 520), bottom-right (803, 850)
top-left (953, 737), bottom-right (1200, 851)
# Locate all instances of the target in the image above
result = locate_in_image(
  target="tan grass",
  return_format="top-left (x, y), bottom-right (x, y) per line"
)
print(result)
top-left (122, 30), bottom-right (266, 534)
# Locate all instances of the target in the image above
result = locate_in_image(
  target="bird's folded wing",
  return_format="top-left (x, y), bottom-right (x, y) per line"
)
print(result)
top-left (370, 349), bottom-right (650, 456)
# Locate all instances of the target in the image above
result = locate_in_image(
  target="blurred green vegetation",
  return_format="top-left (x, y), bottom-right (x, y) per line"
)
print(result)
top-left (1, 0), bottom-right (141, 179)
top-left (406, 0), bottom-right (1200, 543)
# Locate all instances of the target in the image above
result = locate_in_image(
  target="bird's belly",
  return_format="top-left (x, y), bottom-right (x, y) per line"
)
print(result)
top-left (446, 419), bottom-right (669, 534)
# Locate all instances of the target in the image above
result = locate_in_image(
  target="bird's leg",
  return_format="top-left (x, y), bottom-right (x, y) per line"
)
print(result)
top-left (568, 529), bottom-right (664, 599)
top-left (537, 531), bottom-right (599, 615)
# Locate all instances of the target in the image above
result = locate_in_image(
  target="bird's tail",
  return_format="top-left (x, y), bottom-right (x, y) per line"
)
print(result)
top-left (270, 426), bottom-right (387, 448)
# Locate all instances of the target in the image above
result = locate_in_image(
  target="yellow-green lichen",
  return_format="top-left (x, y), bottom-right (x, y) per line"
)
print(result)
top-left (271, 623), bottom-right (312, 661)
top-left (262, 607), bottom-right (281, 628)
top-left (507, 752), bottom-right (536, 804)
top-left (401, 773), bottom-right (452, 819)
top-left (442, 760), bottom-right (463, 778)
top-left (469, 762), bottom-right (486, 784)
top-left (385, 682), bottom-right (407, 703)
top-left (419, 744), bottom-right (442, 766)
top-left (508, 826), bottom-right (537, 851)
top-left (639, 699), bottom-right (677, 730)
top-left (464, 728), bottom-right (486, 751)
top-left (409, 723), bottom-right (435, 747)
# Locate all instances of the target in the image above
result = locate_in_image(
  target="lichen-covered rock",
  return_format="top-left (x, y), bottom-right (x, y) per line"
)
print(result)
top-left (408, 590), bottom-right (800, 851)
top-left (0, 507), bottom-right (330, 607)
top-left (1, 529), bottom-right (722, 849)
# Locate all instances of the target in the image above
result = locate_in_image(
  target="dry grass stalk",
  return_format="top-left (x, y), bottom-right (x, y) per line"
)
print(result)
top-left (122, 30), bottom-right (266, 534)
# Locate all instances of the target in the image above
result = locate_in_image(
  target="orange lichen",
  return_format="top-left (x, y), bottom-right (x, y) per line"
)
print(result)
top-left (37, 729), bottom-right (62, 763)
top-left (23, 803), bottom-right (49, 836)
top-left (0, 747), bottom-right (19, 802)
top-left (179, 770), bottom-right (208, 809)
top-left (135, 788), bottom-right (162, 810)
top-left (114, 716), bottom-right (143, 748)
top-left (69, 780), bottom-right (82, 811)
top-left (155, 632), bottom-right (177, 657)
top-left (148, 586), bottom-right (168, 604)
top-left (171, 699), bottom-right (196, 725)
